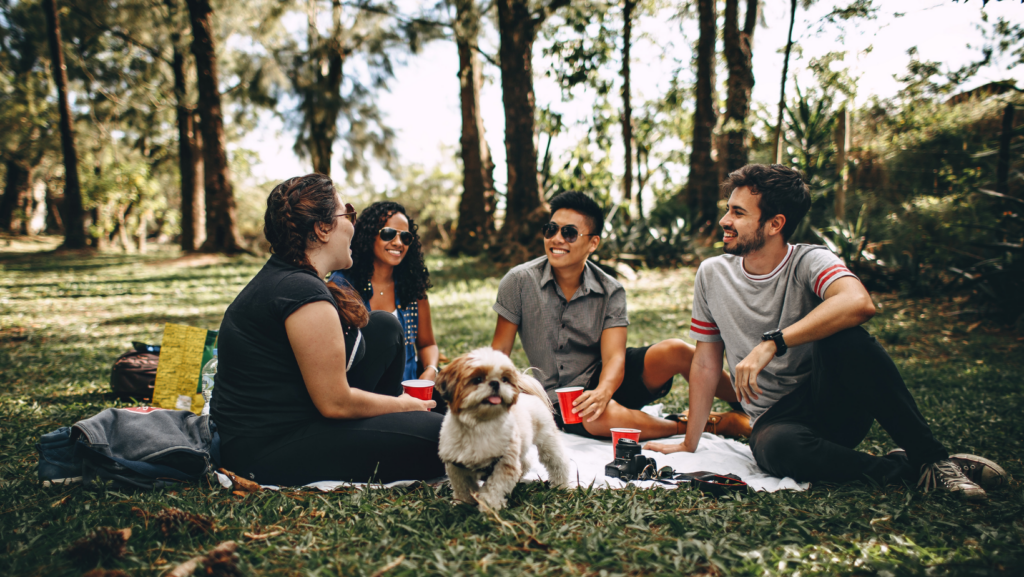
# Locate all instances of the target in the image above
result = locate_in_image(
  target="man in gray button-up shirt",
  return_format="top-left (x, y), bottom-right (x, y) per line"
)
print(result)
top-left (491, 191), bottom-right (749, 440)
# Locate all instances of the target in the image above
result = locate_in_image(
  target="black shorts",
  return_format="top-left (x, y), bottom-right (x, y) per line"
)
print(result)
top-left (554, 345), bottom-right (674, 438)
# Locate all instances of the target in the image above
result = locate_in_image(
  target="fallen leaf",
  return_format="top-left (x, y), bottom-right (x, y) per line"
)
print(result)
top-left (243, 530), bottom-right (283, 541)
top-left (370, 555), bottom-right (406, 577)
top-left (967, 321), bottom-right (982, 333)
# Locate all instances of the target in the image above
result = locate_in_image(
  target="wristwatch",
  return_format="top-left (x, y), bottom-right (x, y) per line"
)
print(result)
top-left (761, 330), bottom-right (788, 357)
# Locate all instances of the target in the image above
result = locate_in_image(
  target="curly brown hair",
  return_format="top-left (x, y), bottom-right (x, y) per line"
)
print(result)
top-left (346, 201), bottom-right (432, 304)
top-left (264, 173), bottom-right (368, 328)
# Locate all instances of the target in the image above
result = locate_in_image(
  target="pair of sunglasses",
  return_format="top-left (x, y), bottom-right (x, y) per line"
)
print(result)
top-left (379, 227), bottom-right (414, 246)
top-left (542, 222), bottom-right (597, 244)
top-left (335, 203), bottom-right (357, 224)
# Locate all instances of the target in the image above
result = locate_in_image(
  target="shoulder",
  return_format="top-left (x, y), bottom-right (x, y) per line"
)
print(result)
top-left (790, 243), bottom-right (844, 268)
top-left (695, 254), bottom-right (739, 279)
top-left (502, 256), bottom-right (548, 285)
top-left (584, 260), bottom-right (624, 293)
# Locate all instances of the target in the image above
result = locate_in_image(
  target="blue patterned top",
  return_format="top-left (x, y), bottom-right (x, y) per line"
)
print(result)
top-left (328, 270), bottom-right (420, 381)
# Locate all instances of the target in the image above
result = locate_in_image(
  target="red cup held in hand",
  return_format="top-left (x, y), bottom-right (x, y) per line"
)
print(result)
top-left (555, 387), bottom-right (585, 425)
top-left (402, 380), bottom-right (434, 401)
top-left (610, 428), bottom-right (641, 456)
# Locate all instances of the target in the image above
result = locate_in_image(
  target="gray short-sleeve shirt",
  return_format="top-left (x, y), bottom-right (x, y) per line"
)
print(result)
top-left (494, 256), bottom-right (629, 402)
top-left (689, 244), bottom-right (858, 424)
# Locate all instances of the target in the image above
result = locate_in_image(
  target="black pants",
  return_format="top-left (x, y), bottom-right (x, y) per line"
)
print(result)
top-left (222, 311), bottom-right (445, 486)
top-left (749, 327), bottom-right (948, 485)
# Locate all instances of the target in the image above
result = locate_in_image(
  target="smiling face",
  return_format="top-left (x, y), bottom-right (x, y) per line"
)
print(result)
top-left (544, 208), bottom-right (600, 270)
top-left (435, 348), bottom-right (521, 423)
top-left (719, 186), bottom-right (771, 257)
top-left (372, 211), bottom-right (410, 268)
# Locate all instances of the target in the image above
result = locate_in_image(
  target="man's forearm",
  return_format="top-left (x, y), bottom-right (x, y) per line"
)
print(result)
top-left (781, 279), bottom-right (875, 349)
top-left (682, 357), bottom-right (721, 451)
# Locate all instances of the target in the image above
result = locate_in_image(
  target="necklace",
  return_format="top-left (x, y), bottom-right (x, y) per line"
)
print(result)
top-left (368, 280), bottom-right (392, 297)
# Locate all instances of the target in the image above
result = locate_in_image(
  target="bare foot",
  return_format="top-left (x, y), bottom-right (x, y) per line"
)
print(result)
top-left (643, 441), bottom-right (692, 454)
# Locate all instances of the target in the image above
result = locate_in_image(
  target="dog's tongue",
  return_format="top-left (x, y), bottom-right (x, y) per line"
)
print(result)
top-left (486, 395), bottom-right (502, 405)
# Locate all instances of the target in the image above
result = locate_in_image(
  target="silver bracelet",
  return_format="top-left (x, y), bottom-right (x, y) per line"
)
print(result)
top-left (425, 364), bottom-right (439, 374)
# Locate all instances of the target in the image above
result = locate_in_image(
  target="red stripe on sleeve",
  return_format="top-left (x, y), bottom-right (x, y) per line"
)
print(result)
top-left (690, 326), bottom-right (721, 336)
top-left (813, 264), bottom-right (846, 295)
top-left (815, 267), bottom-right (852, 297)
top-left (690, 318), bottom-right (718, 329)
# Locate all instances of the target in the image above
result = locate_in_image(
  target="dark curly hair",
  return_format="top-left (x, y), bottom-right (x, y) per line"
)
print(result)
top-left (724, 164), bottom-right (810, 241)
top-left (264, 173), bottom-right (369, 328)
top-left (346, 201), bottom-right (432, 304)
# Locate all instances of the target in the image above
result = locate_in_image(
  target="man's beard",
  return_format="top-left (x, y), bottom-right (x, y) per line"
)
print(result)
top-left (723, 225), bottom-right (767, 256)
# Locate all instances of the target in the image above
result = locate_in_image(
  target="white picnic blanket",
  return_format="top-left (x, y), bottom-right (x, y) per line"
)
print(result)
top-left (215, 406), bottom-right (808, 493)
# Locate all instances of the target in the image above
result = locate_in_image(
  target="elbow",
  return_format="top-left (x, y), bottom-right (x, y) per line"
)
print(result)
top-left (318, 406), bottom-right (351, 420)
top-left (860, 295), bottom-right (877, 322)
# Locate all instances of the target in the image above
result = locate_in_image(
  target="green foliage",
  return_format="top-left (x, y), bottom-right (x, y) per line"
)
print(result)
top-left (1, 247), bottom-right (1023, 575)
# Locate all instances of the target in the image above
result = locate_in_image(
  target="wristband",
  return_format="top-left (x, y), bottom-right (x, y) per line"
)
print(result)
top-left (761, 330), bottom-right (788, 357)
top-left (425, 364), bottom-right (439, 374)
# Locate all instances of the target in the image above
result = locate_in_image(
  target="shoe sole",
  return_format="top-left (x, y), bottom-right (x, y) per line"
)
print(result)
top-left (951, 453), bottom-right (1008, 489)
top-left (41, 477), bottom-right (82, 487)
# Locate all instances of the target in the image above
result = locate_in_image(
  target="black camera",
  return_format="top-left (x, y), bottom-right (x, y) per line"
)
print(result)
top-left (604, 439), bottom-right (658, 481)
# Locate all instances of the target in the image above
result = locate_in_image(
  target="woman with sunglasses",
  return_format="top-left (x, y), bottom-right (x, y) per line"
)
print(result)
top-left (328, 201), bottom-right (440, 383)
top-left (211, 175), bottom-right (445, 486)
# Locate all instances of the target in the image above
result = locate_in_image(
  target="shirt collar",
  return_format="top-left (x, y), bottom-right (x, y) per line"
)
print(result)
top-left (540, 258), bottom-right (605, 296)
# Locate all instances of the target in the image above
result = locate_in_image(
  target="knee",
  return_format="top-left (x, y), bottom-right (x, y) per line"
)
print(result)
top-left (648, 339), bottom-right (694, 370)
top-left (817, 326), bottom-right (875, 357)
top-left (751, 424), bottom-right (816, 480)
top-left (366, 310), bottom-right (403, 345)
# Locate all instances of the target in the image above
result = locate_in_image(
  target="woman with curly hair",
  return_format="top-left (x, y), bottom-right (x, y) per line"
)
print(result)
top-left (212, 175), bottom-right (445, 486)
top-left (329, 201), bottom-right (440, 382)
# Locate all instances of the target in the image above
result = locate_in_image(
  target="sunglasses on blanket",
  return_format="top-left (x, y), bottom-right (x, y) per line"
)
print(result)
top-left (542, 222), bottom-right (598, 244)
top-left (379, 227), bottom-right (414, 246)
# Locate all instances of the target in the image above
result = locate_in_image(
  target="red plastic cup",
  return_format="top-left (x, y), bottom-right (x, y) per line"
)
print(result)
top-left (555, 387), bottom-right (585, 425)
top-left (402, 380), bottom-right (434, 401)
top-left (610, 428), bottom-right (641, 456)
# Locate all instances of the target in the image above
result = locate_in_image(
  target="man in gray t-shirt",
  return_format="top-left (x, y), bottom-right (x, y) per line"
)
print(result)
top-left (491, 191), bottom-right (750, 440)
top-left (646, 164), bottom-right (1005, 500)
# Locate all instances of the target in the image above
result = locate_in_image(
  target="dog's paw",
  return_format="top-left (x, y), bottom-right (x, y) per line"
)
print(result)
top-left (477, 495), bottom-right (507, 513)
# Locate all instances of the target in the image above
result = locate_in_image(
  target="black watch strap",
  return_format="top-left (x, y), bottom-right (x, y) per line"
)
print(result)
top-left (761, 330), bottom-right (788, 356)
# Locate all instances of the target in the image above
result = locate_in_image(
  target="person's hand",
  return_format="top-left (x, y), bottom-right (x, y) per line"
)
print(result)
top-left (398, 393), bottom-right (436, 411)
top-left (419, 366), bottom-right (438, 381)
top-left (573, 387), bottom-right (613, 422)
top-left (733, 340), bottom-right (775, 404)
top-left (644, 440), bottom-right (694, 454)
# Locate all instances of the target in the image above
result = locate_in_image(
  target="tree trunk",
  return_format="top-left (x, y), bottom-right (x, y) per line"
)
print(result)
top-left (301, 0), bottom-right (346, 176)
top-left (620, 0), bottom-right (634, 222)
top-left (772, 0), bottom-right (797, 164)
top-left (724, 0), bottom-right (758, 174)
top-left (997, 102), bottom-right (1014, 195)
top-left (42, 0), bottom-right (88, 249)
top-left (834, 106), bottom-right (849, 220)
top-left (685, 0), bottom-right (718, 234)
top-left (495, 0), bottom-right (545, 256)
top-left (173, 41), bottom-right (205, 252)
top-left (451, 0), bottom-right (496, 255)
top-left (185, 0), bottom-right (245, 253)
top-left (0, 161), bottom-right (30, 232)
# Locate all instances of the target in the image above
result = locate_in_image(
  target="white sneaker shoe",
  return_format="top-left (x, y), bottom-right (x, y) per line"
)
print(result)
top-left (917, 459), bottom-right (986, 501)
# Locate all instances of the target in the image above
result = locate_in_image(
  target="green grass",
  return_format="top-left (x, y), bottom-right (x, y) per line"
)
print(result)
top-left (2, 237), bottom-right (1022, 576)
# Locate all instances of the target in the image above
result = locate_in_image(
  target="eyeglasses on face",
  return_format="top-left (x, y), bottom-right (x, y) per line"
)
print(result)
top-left (542, 222), bottom-right (597, 244)
top-left (335, 203), bottom-right (357, 224)
top-left (379, 227), bottom-right (414, 246)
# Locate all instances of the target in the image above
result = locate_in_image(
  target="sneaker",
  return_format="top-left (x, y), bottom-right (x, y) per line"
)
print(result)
top-left (888, 449), bottom-right (1008, 491)
top-left (917, 459), bottom-right (986, 500)
top-left (950, 454), bottom-right (1008, 489)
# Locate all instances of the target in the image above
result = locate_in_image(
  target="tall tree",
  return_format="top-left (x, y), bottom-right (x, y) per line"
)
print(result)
top-left (294, 0), bottom-right (345, 175)
top-left (494, 0), bottom-right (570, 257)
top-left (685, 0), bottom-right (718, 233)
top-left (166, 0), bottom-right (204, 251)
top-left (451, 0), bottom-right (496, 255)
top-left (620, 0), bottom-right (634, 221)
top-left (723, 0), bottom-right (758, 173)
top-left (772, 0), bottom-right (798, 164)
top-left (42, 0), bottom-right (88, 248)
top-left (184, 0), bottom-right (245, 253)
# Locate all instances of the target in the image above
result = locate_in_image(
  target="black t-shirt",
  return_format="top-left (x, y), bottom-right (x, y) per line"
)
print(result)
top-left (211, 255), bottom-right (363, 439)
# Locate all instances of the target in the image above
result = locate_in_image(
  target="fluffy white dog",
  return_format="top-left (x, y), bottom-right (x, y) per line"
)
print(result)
top-left (435, 348), bottom-right (569, 512)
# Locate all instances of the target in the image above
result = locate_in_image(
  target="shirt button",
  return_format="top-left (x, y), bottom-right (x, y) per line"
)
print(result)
top-left (561, 324), bottom-right (565, 329)
top-left (560, 364), bottom-right (563, 369)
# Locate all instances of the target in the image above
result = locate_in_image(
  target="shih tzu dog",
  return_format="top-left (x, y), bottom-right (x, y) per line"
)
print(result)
top-left (435, 348), bottom-right (569, 512)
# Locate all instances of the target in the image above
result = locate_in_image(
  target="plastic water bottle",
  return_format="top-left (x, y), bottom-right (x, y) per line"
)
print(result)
top-left (200, 349), bottom-right (218, 416)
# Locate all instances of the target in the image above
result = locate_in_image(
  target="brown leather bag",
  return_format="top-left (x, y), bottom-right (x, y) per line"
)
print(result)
top-left (110, 342), bottom-right (160, 400)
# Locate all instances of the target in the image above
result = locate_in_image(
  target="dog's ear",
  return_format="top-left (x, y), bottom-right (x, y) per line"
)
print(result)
top-left (434, 360), bottom-right (459, 405)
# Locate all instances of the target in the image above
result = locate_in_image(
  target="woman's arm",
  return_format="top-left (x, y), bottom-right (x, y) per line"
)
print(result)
top-left (285, 301), bottom-right (434, 418)
top-left (415, 297), bottom-right (440, 380)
